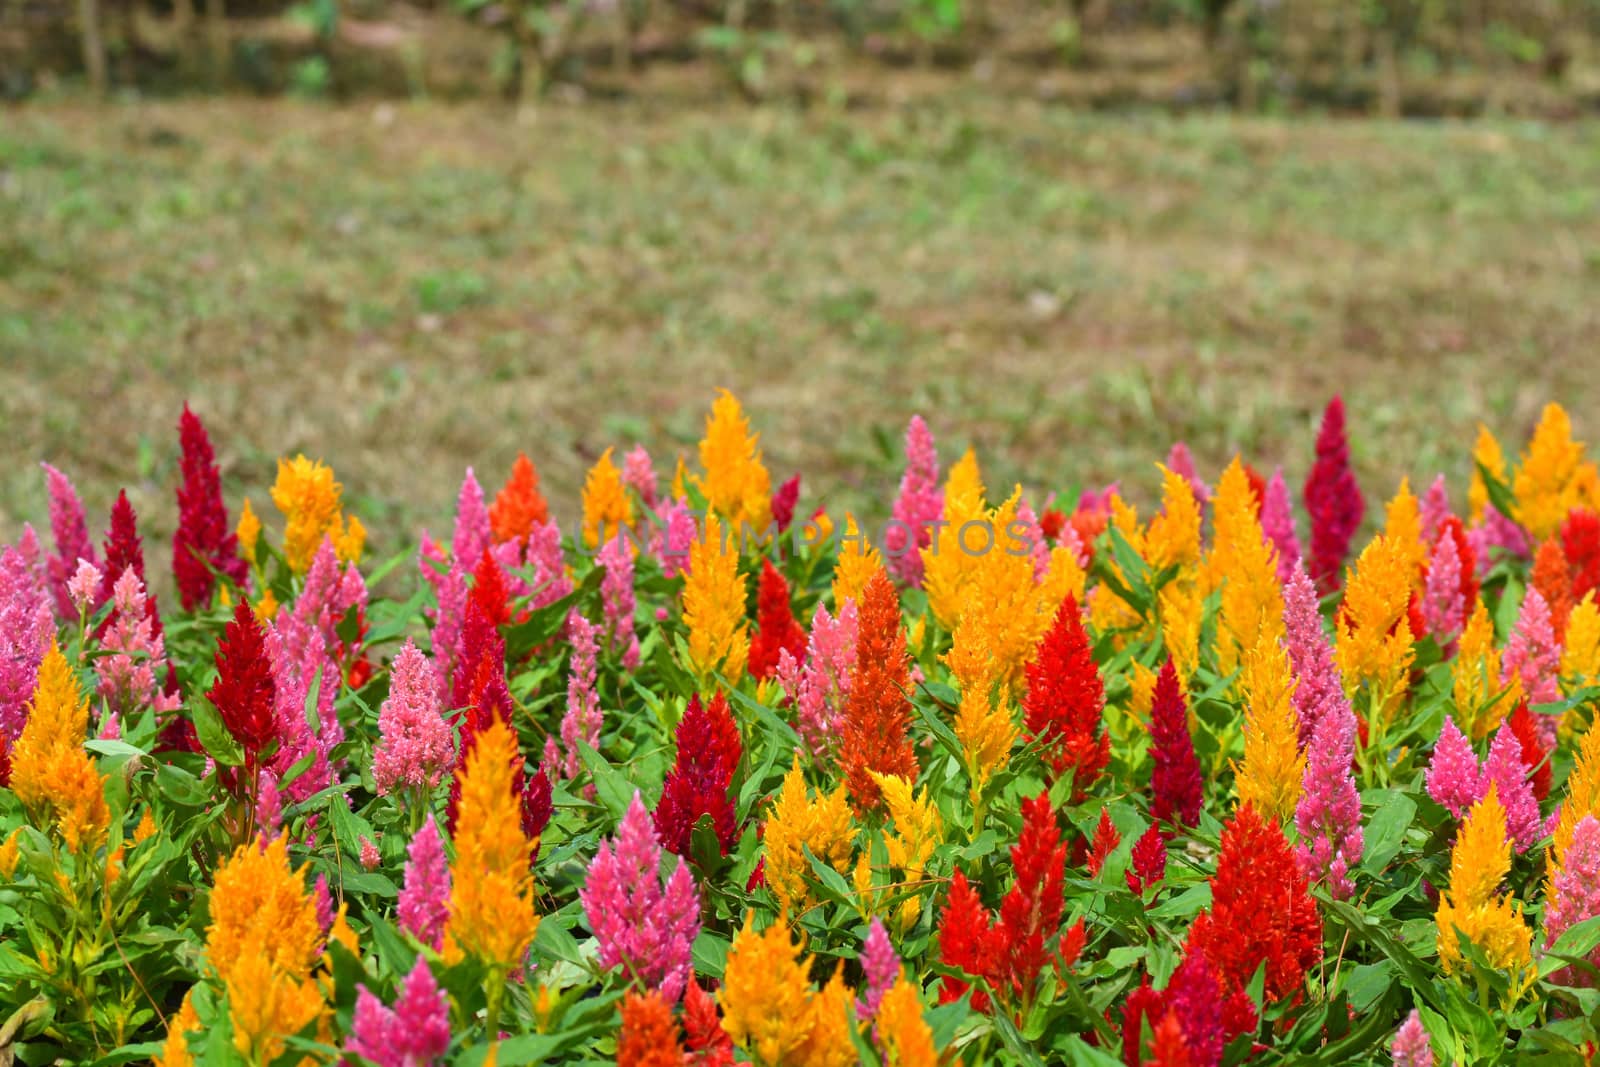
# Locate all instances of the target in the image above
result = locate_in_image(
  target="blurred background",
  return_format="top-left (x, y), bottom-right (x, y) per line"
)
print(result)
top-left (2, 0), bottom-right (1598, 593)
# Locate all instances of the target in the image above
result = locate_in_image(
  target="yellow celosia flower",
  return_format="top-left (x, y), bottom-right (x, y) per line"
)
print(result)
top-left (1468, 424), bottom-right (1509, 525)
top-left (1204, 458), bottom-right (1285, 677)
top-left (270, 455), bottom-right (362, 573)
top-left (764, 757), bottom-right (856, 914)
top-left (0, 829), bottom-right (20, 879)
top-left (694, 389), bottom-right (772, 530)
top-left (236, 498), bottom-right (261, 565)
top-left (921, 449), bottom-right (985, 630)
top-left (1563, 593), bottom-right (1600, 691)
top-left (443, 719), bottom-right (540, 969)
top-left (1145, 465), bottom-right (1202, 573)
top-left (1453, 598), bottom-right (1517, 740)
top-left (876, 977), bottom-right (938, 1067)
top-left (1514, 403), bottom-right (1593, 541)
top-left (10, 644), bottom-right (108, 853)
top-left (205, 835), bottom-right (326, 1061)
top-left (671, 454), bottom-right (690, 502)
top-left (253, 588), bottom-right (280, 622)
top-left (1553, 723), bottom-right (1600, 871)
top-left (581, 447), bottom-right (634, 549)
top-left (832, 514), bottom-right (886, 608)
top-left (1233, 637), bottom-right (1304, 826)
top-left (1087, 495), bottom-right (1148, 639)
top-left (154, 991), bottom-right (200, 1067)
top-left (50, 751), bottom-right (111, 855)
top-left (1436, 784), bottom-right (1531, 977)
top-left (1158, 581), bottom-right (1203, 683)
top-left (1127, 660), bottom-right (1158, 723)
top-left (720, 917), bottom-right (856, 1067)
top-left (1335, 535), bottom-right (1416, 721)
top-left (871, 771), bottom-right (943, 879)
top-left (1382, 478), bottom-right (1427, 576)
top-left (683, 513), bottom-right (750, 682)
top-left (946, 593), bottom-right (1017, 797)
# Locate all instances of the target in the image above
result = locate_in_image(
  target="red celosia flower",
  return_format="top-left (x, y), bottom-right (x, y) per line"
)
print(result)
top-left (654, 692), bottom-right (743, 858)
top-left (98, 490), bottom-right (147, 604)
top-left (1059, 919), bottom-right (1087, 970)
top-left (997, 791), bottom-right (1068, 1001)
top-left (1087, 809), bottom-right (1120, 876)
top-left (1149, 658), bottom-right (1203, 829)
top-left (1039, 509), bottom-right (1066, 544)
top-left (1145, 1014), bottom-right (1194, 1067)
top-left (841, 572), bottom-right (918, 812)
top-left (469, 548), bottom-right (512, 629)
top-left (1531, 538), bottom-right (1574, 643)
top-left (0, 735), bottom-right (11, 788)
top-left (770, 474), bottom-right (801, 534)
top-left (1508, 701), bottom-right (1552, 801)
top-left (617, 990), bottom-right (685, 1067)
top-left (1186, 804), bottom-right (1321, 1015)
top-left (450, 596), bottom-right (504, 713)
top-left (172, 404), bottom-right (248, 611)
top-left (1023, 595), bottom-right (1108, 799)
top-left (1562, 509), bottom-right (1600, 604)
top-left (1121, 952), bottom-right (1232, 1067)
top-left (1302, 396), bottom-right (1365, 595)
top-left (1242, 463), bottom-right (1268, 517)
top-left (1127, 825), bottom-right (1167, 895)
top-left (207, 601), bottom-right (278, 766)
top-left (747, 559), bottom-right (806, 681)
top-left (489, 452), bottom-right (549, 544)
top-left (683, 981), bottom-right (735, 1067)
top-left (937, 868), bottom-right (1002, 1012)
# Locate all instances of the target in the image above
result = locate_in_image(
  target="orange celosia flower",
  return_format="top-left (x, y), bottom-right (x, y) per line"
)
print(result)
top-left (490, 452), bottom-right (549, 544)
top-left (920, 449), bottom-right (986, 630)
top-left (1531, 538), bottom-right (1575, 642)
top-left (582, 447), bottom-right (634, 549)
top-left (1158, 581), bottom-right (1204, 683)
top-left (270, 455), bottom-right (363, 573)
top-left (0, 829), bottom-right (20, 879)
top-left (683, 513), bottom-right (750, 683)
top-left (236, 497), bottom-right (262, 565)
top-left (1233, 637), bottom-right (1304, 827)
top-left (764, 756), bottom-right (856, 914)
top-left (153, 991), bottom-right (200, 1067)
top-left (618, 990), bottom-right (685, 1067)
top-left (1515, 403), bottom-right (1595, 541)
top-left (842, 572), bottom-right (918, 812)
top-left (444, 718), bottom-right (541, 969)
top-left (1335, 535), bottom-right (1416, 720)
top-left (694, 389), bottom-right (772, 530)
top-left (875, 977), bottom-right (938, 1067)
top-left (1436, 783), bottom-right (1532, 978)
top-left (10, 644), bottom-right (107, 854)
top-left (1468, 423), bottom-right (1509, 526)
top-left (720, 917), bottom-right (855, 1067)
top-left (1205, 458), bottom-right (1285, 677)
top-left (1382, 478), bottom-right (1428, 577)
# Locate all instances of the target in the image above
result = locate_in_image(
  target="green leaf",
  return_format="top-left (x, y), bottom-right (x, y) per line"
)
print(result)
top-left (189, 695), bottom-right (243, 767)
top-left (1361, 793), bottom-right (1416, 873)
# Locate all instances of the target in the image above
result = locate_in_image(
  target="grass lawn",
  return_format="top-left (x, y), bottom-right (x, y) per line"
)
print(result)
top-left (2, 95), bottom-right (1598, 583)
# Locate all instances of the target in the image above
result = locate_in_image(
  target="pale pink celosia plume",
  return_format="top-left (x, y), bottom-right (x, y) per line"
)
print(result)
top-left (623, 446), bottom-right (658, 509)
top-left (68, 558), bottom-right (102, 617)
top-left (41, 462), bottom-right (97, 620)
top-left (1293, 694), bottom-right (1363, 899)
top-left (1426, 715), bottom-right (1481, 819)
top-left (857, 917), bottom-right (901, 1021)
top-left (1391, 1009), bottom-right (1433, 1067)
top-left (545, 614), bottom-right (604, 790)
top-left (652, 499), bottom-right (698, 580)
top-left (373, 640), bottom-right (455, 799)
top-left (1420, 531), bottom-right (1466, 649)
top-left (1164, 441), bottom-right (1209, 505)
top-left (885, 415), bottom-right (942, 587)
top-left (399, 815), bottom-right (452, 950)
top-left (348, 957), bottom-right (452, 1067)
top-left (1281, 563), bottom-right (1347, 747)
top-left (580, 792), bottom-right (701, 1002)
top-left (599, 534), bottom-right (640, 671)
top-left (451, 468), bottom-right (491, 578)
top-left (360, 836), bottom-right (381, 870)
top-left (776, 600), bottom-right (858, 766)
top-left (1482, 724), bottom-right (1542, 853)
top-left (0, 537), bottom-right (54, 741)
top-left (1546, 815), bottom-right (1600, 987)
top-left (1502, 587), bottom-right (1562, 746)
top-left (522, 517), bottom-right (575, 610)
top-left (95, 567), bottom-right (180, 719)
top-left (289, 537), bottom-right (369, 678)
top-left (1419, 475), bottom-right (1452, 538)
top-left (1013, 500), bottom-right (1052, 583)
top-left (1260, 467), bottom-right (1301, 584)
top-left (418, 534), bottom-right (467, 700)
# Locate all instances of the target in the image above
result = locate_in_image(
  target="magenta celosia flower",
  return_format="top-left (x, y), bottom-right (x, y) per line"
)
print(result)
top-left (288, 537), bottom-right (369, 678)
top-left (1426, 716), bottom-right (1481, 819)
top-left (1419, 475), bottom-right (1451, 539)
top-left (99, 710), bottom-right (120, 740)
top-left (545, 614), bottom-right (603, 791)
top-left (373, 640), bottom-right (454, 799)
top-left (348, 956), bottom-right (452, 1067)
top-left (1391, 1009), bottom-right (1433, 1067)
top-left (0, 537), bottom-right (53, 741)
top-left (1165, 441), bottom-right (1210, 505)
top-left (1294, 695), bottom-right (1363, 899)
top-left (1503, 588), bottom-right (1562, 746)
top-left (313, 873), bottom-right (334, 934)
top-left (1281, 563), bottom-right (1349, 747)
top-left (1420, 532), bottom-right (1466, 647)
top-left (521, 517), bottom-right (574, 610)
top-left (172, 404), bottom-right (248, 611)
top-left (623, 445), bottom-right (658, 509)
top-left (452, 468), bottom-right (491, 579)
top-left (580, 792), bottom-right (701, 1002)
top-left (770, 474), bottom-right (801, 534)
top-left (1303, 395), bottom-right (1364, 595)
top-left (265, 620), bottom-right (340, 803)
top-left (886, 415), bottom-right (942, 587)
top-left (1482, 725), bottom-right (1542, 853)
top-left (418, 535), bottom-right (467, 700)
top-left (1469, 506), bottom-right (1529, 567)
top-left (257, 769), bottom-right (283, 838)
top-left (858, 917), bottom-right (900, 1021)
top-left (399, 815), bottom-right (451, 950)
top-left (1260, 467), bottom-right (1301, 584)
top-left (1546, 816), bottom-right (1600, 987)
top-left (41, 462), bottom-right (97, 621)
top-left (652, 499), bottom-right (697, 580)
top-left (776, 600), bottom-right (858, 767)
top-left (95, 568), bottom-right (179, 719)
top-left (599, 534), bottom-right (640, 671)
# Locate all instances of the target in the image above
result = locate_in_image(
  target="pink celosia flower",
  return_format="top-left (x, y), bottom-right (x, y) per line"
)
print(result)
top-left (418, 535), bottom-right (467, 700)
top-left (1419, 475), bottom-right (1451, 539)
top-left (776, 600), bottom-right (858, 766)
top-left (1014, 500), bottom-right (1052, 583)
top-left (41, 462), bottom-right (97, 620)
top-left (886, 415), bottom-right (942, 587)
top-left (373, 640), bottom-right (454, 799)
top-left (399, 815), bottom-right (451, 950)
top-left (1420, 532), bottom-right (1466, 647)
top-left (1260, 467), bottom-right (1301, 584)
top-left (257, 769), bottom-right (283, 838)
top-left (313, 873), bottom-right (334, 935)
top-left (348, 957), bottom-right (452, 1067)
top-left (858, 917), bottom-right (900, 1021)
top-left (0, 538), bottom-right (53, 741)
top-left (1426, 716), bottom-right (1481, 819)
top-left (68, 558), bottom-right (101, 617)
top-left (1165, 441), bottom-right (1210, 505)
top-left (652, 499), bottom-right (697, 579)
top-left (580, 792), bottom-right (701, 1002)
top-left (1281, 563), bottom-right (1348, 747)
top-left (1294, 694), bottom-right (1363, 899)
top-left (1502, 587), bottom-right (1562, 747)
top-left (599, 534), bottom-right (640, 671)
top-left (545, 614), bottom-right (603, 791)
top-left (1482, 724), bottom-right (1542, 853)
top-left (1469, 506), bottom-right (1529, 567)
top-left (99, 710), bottom-right (120, 740)
top-left (266, 620), bottom-right (340, 803)
top-left (1546, 815), bottom-right (1600, 987)
top-left (623, 446), bottom-right (658, 509)
top-left (1391, 1009), bottom-right (1433, 1067)
top-left (95, 567), bottom-right (180, 719)
top-left (360, 836), bottom-right (381, 870)
top-left (288, 537), bottom-right (369, 680)
top-left (521, 517), bottom-right (575, 610)
top-left (452, 468), bottom-right (491, 580)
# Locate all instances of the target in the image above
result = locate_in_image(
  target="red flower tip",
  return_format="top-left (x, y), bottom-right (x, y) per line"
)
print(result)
top-left (653, 692), bottom-right (743, 858)
top-left (1023, 595), bottom-right (1108, 798)
top-left (748, 559), bottom-right (807, 681)
top-left (841, 572), bottom-right (917, 812)
top-left (770, 475), bottom-right (801, 533)
top-left (207, 601), bottom-right (277, 762)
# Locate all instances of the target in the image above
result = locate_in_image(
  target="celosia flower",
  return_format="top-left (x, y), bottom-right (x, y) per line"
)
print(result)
top-left (236, 498), bottom-right (262, 565)
top-left (946, 591), bottom-right (1017, 802)
top-left (1335, 535), bottom-right (1416, 721)
top-left (1127, 823), bottom-right (1167, 896)
top-left (172, 404), bottom-right (248, 610)
top-left (1564, 593), bottom-right (1600, 690)
top-left (1554, 724), bottom-right (1600, 870)
top-left (694, 389), bottom-right (772, 530)
top-left (771, 474), bottom-right (801, 534)
top-left (619, 446), bottom-right (657, 510)
top-left (1206, 458), bottom-right (1285, 676)
top-left (1420, 474), bottom-right (1452, 536)
top-left (1481, 724), bottom-right (1542, 852)
top-left (886, 415), bottom-right (942, 587)
top-left (921, 448), bottom-right (986, 628)
top-left (651, 498), bottom-right (697, 580)
top-left (1165, 441), bottom-right (1209, 504)
top-left (10, 649), bottom-right (110, 854)
top-left (1514, 403), bottom-right (1589, 540)
top-left (1502, 587), bottom-right (1562, 744)
top-left (348, 957), bottom-right (452, 1067)
top-left (1453, 599), bottom-right (1515, 740)
top-left (683, 514), bottom-right (750, 683)
top-left (874, 976), bottom-right (937, 1067)
top-left (1531, 538), bottom-right (1575, 643)
top-left (443, 718), bottom-right (541, 968)
top-left (1544, 814), bottom-right (1600, 987)
top-left (749, 559), bottom-right (806, 681)
top-left (1087, 808), bottom-right (1120, 877)
top-left (872, 771), bottom-right (943, 899)
top-left (842, 572), bottom-right (918, 812)
top-left (777, 600), bottom-right (857, 767)
top-left (207, 600), bottom-right (278, 769)
top-left (858, 917), bottom-right (900, 1021)
top-left (255, 769), bottom-right (282, 838)
top-left (763, 756), bottom-right (855, 913)
top-left (1145, 465), bottom-right (1203, 574)
top-left (1294, 689), bottom-right (1362, 899)
top-left (41, 462), bottom-right (97, 620)
top-left (599, 533), bottom-right (640, 670)
top-left (1121, 951), bottom-right (1233, 1067)
top-left (1187, 804), bottom-right (1321, 1012)
top-left (831, 514), bottom-right (886, 609)
top-left (1260, 467), bottom-right (1301, 583)
top-left (1234, 637), bottom-right (1305, 828)
top-left (582, 448), bottom-right (634, 549)
top-left (1508, 701), bottom-right (1551, 801)
top-left (1023, 595), bottom-right (1108, 798)
top-left (97, 489), bottom-right (148, 610)
top-left (399, 815), bottom-right (452, 950)
top-left (1391, 1009), bottom-right (1433, 1067)
top-left (67, 558), bottom-right (100, 617)
top-left (545, 614), bottom-right (604, 787)
top-left (1149, 658), bottom-right (1202, 829)
top-left (1303, 395), bottom-right (1365, 595)
top-left (1421, 528), bottom-right (1466, 646)
top-left (618, 990), bottom-right (684, 1067)
top-left (490, 453), bottom-right (549, 544)
top-left (1382, 478), bottom-right (1428, 575)
top-left (1435, 783), bottom-right (1532, 977)
top-left (937, 868), bottom-right (1000, 1011)
top-left (1280, 563), bottom-right (1343, 746)
top-left (373, 640), bottom-right (454, 798)
top-left (720, 916), bottom-right (853, 1067)
top-left (0, 537), bottom-right (53, 741)
top-left (654, 692), bottom-right (742, 857)
top-left (1426, 715), bottom-right (1481, 819)
top-left (271, 455), bottom-right (363, 574)
top-left (1564, 509), bottom-right (1600, 603)
top-left (96, 567), bottom-right (179, 718)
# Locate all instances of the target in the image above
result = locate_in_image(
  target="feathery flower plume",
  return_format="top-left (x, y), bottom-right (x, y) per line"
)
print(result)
top-left (1260, 467), bottom-right (1301, 583)
top-left (651, 498), bottom-right (697, 580)
top-left (719, 916), bottom-right (853, 1067)
top-left (831, 514), bottom-right (886, 609)
top-left (1294, 689), bottom-right (1362, 899)
top-left (1165, 441), bottom-right (1209, 504)
top-left (1453, 600), bottom-right (1516, 740)
top-left (1127, 824), bottom-right (1167, 895)
top-left (770, 474), bottom-right (801, 534)
top-left (694, 389), bottom-right (772, 530)
top-left (581, 793), bottom-right (701, 1002)
top-left (1514, 403), bottom-right (1590, 541)
top-left (683, 514), bottom-right (749, 683)
top-left (1087, 808), bottom-right (1121, 877)
top-left (489, 453), bottom-right (549, 544)
top-left (937, 869), bottom-right (1000, 1012)
top-left (1481, 724), bottom-right (1542, 852)
top-left (1121, 951), bottom-right (1233, 1067)
top-left (621, 446), bottom-right (658, 510)
top-left (1023, 595), bottom-right (1108, 799)
top-left (96, 568), bottom-right (179, 718)
top-left (873, 771), bottom-right (943, 930)
top-left (617, 990), bottom-right (685, 1067)
top-left (399, 815), bottom-right (451, 950)
top-left (1150, 658), bottom-right (1203, 829)
top-left (1531, 538), bottom-right (1575, 642)
top-left (10, 644), bottom-right (109, 853)
top-left (1421, 528), bottom-right (1466, 646)
top-left (97, 489), bottom-right (147, 610)
top-left (1280, 563), bottom-right (1344, 746)
top-left (67, 558), bottom-right (100, 618)
top-left (208, 601), bottom-right (278, 773)
top-left (1146, 465), bottom-right (1203, 573)
top-left (841, 572), bottom-right (918, 812)
top-left (1426, 716), bottom-right (1481, 819)
top-left (1206, 458), bottom-right (1285, 676)
top-left (1382, 477), bottom-right (1428, 575)
top-left (348, 957), bottom-right (451, 1067)
top-left (1508, 701), bottom-right (1552, 801)
top-left (1435, 783), bottom-right (1531, 977)
top-left (271, 455), bottom-right (364, 574)
top-left (858, 917), bottom-right (900, 1021)
top-left (1565, 509), bottom-right (1600, 604)
top-left (1502, 588), bottom-right (1562, 746)
top-left (0, 539), bottom-right (53, 741)
top-left (1554, 724), bottom-right (1600, 870)
top-left (1565, 593), bottom-right (1600, 691)
top-left (582, 447), bottom-right (633, 549)
top-left (599, 533), bottom-right (641, 670)
top-left (1544, 815), bottom-right (1600, 987)
top-left (1335, 535), bottom-right (1416, 722)
top-left (886, 415), bottom-right (942, 587)
top-left (1303, 395), bottom-right (1365, 595)
top-left (449, 468), bottom-right (492, 578)
top-left (654, 692), bottom-right (742, 857)
top-left (173, 405), bottom-right (248, 610)
top-left (1234, 637), bottom-right (1304, 828)
top-left (763, 756), bottom-right (855, 914)
top-left (373, 640), bottom-right (454, 799)
top-left (545, 614), bottom-right (604, 786)
top-left (946, 590), bottom-right (1016, 805)
top-left (776, 601), bottom-right (857, 767)
top-left (1391, 1011), bottom-right (1433, 1067)
top-left (749, 559), bottom-right (806, 681)
top-left (41, 463), bottom-right (97, 620)
top-left (255, 769), bottom-right (282, 837)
